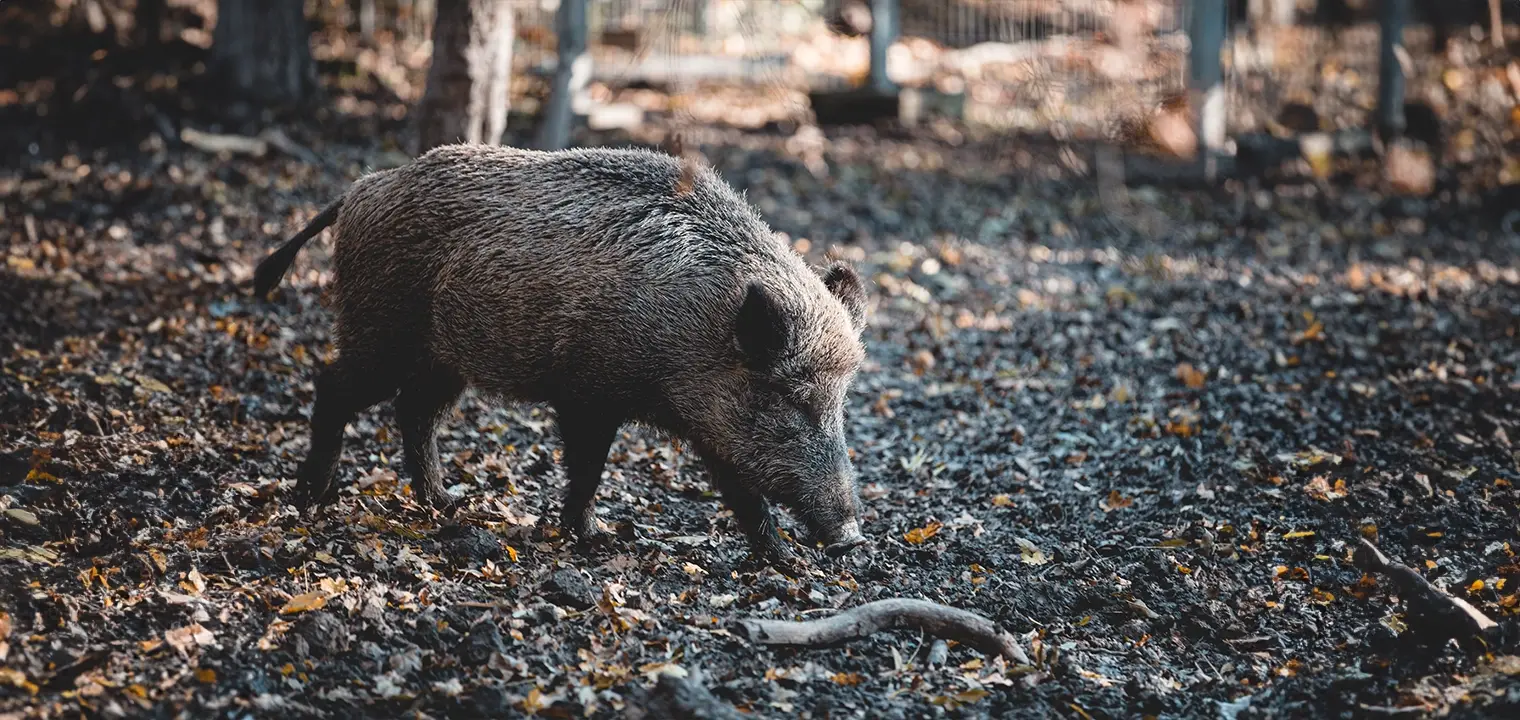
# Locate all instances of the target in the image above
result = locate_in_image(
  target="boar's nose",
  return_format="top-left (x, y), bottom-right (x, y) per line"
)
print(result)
top-left (822, 519), bottom-right (867, 557)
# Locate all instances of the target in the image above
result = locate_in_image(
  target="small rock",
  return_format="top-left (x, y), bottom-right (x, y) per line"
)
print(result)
top-left (439, 524), bottom-right (503, 565)
top-left (457, 622), bottom-right (507, 666)
top-left (471, 684), bottom-right (512, 714)
top-left (706, 558), bottom-right (732, 579)
top-left (925, 639), bottom-right (949, 666)
top-left (542, 568), bottom-right (598, 610)
top-left (293, 611), bottom-right (350, 658)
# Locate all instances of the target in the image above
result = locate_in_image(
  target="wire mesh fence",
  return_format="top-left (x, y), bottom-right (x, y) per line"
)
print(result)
top-left (309, 0), bottom-right (1517, 185)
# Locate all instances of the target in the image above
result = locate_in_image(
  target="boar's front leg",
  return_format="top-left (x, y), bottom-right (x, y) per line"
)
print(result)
top-left (294, 358), bottom-right (398, 509)
top-left (395, 367), bottom-right (466, 511)
top-left (554, 406), bottom-right (622, 541)
top-left (710, 470), bottom-right (795, 564)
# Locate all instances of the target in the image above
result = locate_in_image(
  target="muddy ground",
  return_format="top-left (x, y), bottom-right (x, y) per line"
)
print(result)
top-left (5, 17), bottom-right (1520, 720)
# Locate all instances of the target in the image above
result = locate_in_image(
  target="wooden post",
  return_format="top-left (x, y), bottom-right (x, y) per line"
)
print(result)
top-left (1187, 0), bottom-right (1226, 177)
top-left (868, 0), bottom-right (897, 94)
top-left (1376, 0), bottom-right (1409, 141)
top-left (536, 0), bottom-right (590, 150)
top-left (1491, 0), bottom-right (1504, 49)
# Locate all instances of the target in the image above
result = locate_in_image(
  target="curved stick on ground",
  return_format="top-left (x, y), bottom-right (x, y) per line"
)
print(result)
top-left (733, 598), bottom-right (1031, 665)
top-left (1354, 538), bottom-right (1498, 642)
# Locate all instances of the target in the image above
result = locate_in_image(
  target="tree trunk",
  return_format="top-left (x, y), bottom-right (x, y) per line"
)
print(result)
top-left (210, 0), bottom-right (316, 108)
top-left (415, 0), bottom-right (516, 153)
top-left (534, 0), bottom-right (588, 151)
top-left (134, 0), bottom-right (166, 47)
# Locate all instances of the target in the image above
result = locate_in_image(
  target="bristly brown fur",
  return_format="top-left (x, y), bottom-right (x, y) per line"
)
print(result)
top-left (261, 143), bottom-right (870, 564)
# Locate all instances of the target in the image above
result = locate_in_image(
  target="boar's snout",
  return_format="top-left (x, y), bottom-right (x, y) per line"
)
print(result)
top-left (794, 468), bottom-right (866, 557)
top-left (821, 519), bottom-right (866, 557)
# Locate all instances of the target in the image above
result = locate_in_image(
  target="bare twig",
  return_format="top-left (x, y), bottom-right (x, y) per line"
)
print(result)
top-left (733, 598), bottom-right (1031, 665)
top-left (1354, 539), bottom-right (1498, 643)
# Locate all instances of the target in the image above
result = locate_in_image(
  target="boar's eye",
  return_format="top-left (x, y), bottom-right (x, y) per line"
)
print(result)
top-left (787, 393), bottom-right (825, 426)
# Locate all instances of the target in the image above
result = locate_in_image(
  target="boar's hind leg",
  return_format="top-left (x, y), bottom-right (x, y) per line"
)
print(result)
top-left (554, 407), bottom-right (622, 541)
top-left (395, 367), bottom-right (467, 511)
top-left (295, 359), bottom-right (398, 509)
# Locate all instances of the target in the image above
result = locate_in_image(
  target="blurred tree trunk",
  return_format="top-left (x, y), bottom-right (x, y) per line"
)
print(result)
top-left (210, 0), bottom-right (315, 108)
top-left (134, 0), bottom-right (165, 47)
top-left (415, 0), bottom-right (515, 153)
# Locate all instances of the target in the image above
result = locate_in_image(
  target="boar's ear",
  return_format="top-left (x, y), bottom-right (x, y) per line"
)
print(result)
top-left (821, 261), bottom-right (867, 331)
top-left (736, 281), bottom-right (791, 370)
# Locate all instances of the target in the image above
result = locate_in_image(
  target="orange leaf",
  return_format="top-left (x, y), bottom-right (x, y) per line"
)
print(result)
top-left (1174, 363), bottom-right (1206, 389)
top-left (829, 672), bottom-right (864, 686)
top-left (904, 521), bottom-right (943, 545)
top-left (278, 591), bottom-right (329, 615)
top-left (1100, 489), bottom-right (1133, 512)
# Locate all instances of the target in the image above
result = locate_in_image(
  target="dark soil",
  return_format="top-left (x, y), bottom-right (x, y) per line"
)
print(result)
top-left (4, 13), bottom-right (1520, 720)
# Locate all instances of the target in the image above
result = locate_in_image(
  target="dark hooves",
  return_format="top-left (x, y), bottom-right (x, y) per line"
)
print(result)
top-left (413, 483), bottom-right (460, 515)
top-left (291, 482), bottom-right (338, 513)
top-left (742, 539), bottom-right (801, 572)
top-left (563, 522), bottom-right (616, 551)
top-left (575, 530), bottom-right (617, 552)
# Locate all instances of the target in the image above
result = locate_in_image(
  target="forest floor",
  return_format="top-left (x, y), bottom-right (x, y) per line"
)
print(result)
top-left (5, 17), bottom-right (1520, 720)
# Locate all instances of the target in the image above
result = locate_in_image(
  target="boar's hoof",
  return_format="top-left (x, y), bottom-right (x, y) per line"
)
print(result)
top-left (291, 483), bottom-right (339, 513)
top-left (412, 483), bottom-right (459, 515)
top-left (569, 527), bottom-right (616, 552)
top-left (746, 538), bottom-right (800, 570)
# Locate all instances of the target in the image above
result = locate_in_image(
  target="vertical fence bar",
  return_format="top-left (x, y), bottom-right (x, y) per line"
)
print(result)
top-left (1187, 0), bottom-right (1227, 177)
top-left (1377, 0), bottom-right (1410, 140)
top-left (868, 0), bottom-right (898, 93)
top-left (536, 0), bottom-right (591, 150)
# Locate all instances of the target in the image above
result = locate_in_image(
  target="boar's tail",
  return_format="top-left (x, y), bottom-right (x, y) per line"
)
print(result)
top-left (252, 198), bottom-right (344, 299)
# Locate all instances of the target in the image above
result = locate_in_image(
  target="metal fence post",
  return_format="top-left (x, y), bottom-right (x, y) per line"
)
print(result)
top-left (1187, 0), bottom-right (1227, 178)
top-left (1377, 0), bottom-right (1410, 140)
top-left (868, 0), bottom-right (898, 94)
top-left (536, 0), bottom-right (590, 151)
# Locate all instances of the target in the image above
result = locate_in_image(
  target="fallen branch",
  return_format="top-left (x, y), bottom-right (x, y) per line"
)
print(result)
top-left (1354, 538), bottom-right (1498, 643)
top-left (733, 598), bottom-right (1031, 665)
top-left (623, 667), bottom-right (742, 720)
top-left (257, 127), bottom-right (324, 167)
top-left (179, 127), bottom-right (323, 167)
top-left (181, 127), bottom-right (268, 157)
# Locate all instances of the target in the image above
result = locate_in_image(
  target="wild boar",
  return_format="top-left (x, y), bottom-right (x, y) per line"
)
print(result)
top-left (252, 144), bottom-right (870, 562)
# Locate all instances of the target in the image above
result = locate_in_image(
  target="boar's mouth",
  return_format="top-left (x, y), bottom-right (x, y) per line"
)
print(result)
top-left (795, 513), bottom-right (865, 558)
top-left (780, 472), bottom-right (867, 557)
top-left (820, 519), bottom-right (867, 557)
